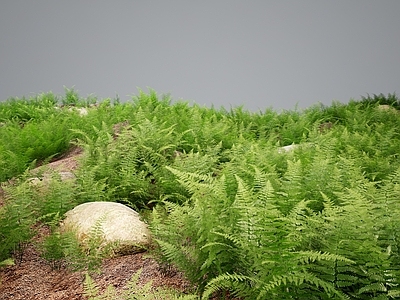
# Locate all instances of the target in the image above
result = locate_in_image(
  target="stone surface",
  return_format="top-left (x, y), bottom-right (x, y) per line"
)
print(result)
top-left (377, 105), bottom-right (399, 113)
top-left (278, 144), bottom-right (298, 153)
top-left (68, 107), bottom-right (88, 116)
top-left (62, 202), bottom-right (151, 255)
top-left (278, 143), bottom-right (313, 153)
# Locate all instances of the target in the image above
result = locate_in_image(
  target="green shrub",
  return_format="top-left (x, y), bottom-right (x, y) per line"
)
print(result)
top-left (1, 90), bottom-right (400, 299)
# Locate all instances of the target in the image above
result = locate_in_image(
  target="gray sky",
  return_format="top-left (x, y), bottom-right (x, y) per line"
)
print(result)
top-left (1, 1), bottom-right (399, 112)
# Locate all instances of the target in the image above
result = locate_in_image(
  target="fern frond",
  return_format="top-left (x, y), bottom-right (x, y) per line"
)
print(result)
top-left (200, 241), bottom-right (234, 251)
top-left (358, 282), bottom-right (387, 294)
top-left (83, 272), bottom-right (100, 299)
top-left (257, 271), bottom-right (349, 300)
top-left (232, 175), bottom-right (252, 206)
top-left (252, 165), bottom-right (267, 192)
top-left (124, 268), bottom-right (153, 298)
top-left (210, 231), bottom-right (244, 249)
top-left (257, 178), bottom-right (276, 204)
top-left (0, 258), bottom-right (15, 268)
top-left (165, 166), bottom-right (212, 195)
top-left (155, 239), bottom-right (195, 266)
top-left (296, 251), bottom-right (354, 265)
top-left (202, 272), bottom-right (253, 299)
top-left (388, 289), bottom-right (400, 298)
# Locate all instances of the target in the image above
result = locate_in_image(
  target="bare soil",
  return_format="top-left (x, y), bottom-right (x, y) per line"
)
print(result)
top-left (0, 147), bottom-right (192, 300)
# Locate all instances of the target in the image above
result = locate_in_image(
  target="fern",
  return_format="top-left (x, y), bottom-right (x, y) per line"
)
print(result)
top-left (152, 155), bottom-right (400, 298)
top-left (256, 271), bottom-right (350, 300)
top-left (0, 178), bottom-right (38, 261)
top-left (83, 269), bottom-right (199, 300)
top-left (83, 272), bottom-right (104, 300)
top-left (164, 167), bottom-right (211, 192)
top-left (0, 258), bottom-right (14, 268)
top-left (2, 90), bottom-right (400, 299)
top-left (40, 212), bottom-right (117, 272)
top-left (295, 251), bottom-right (354, 265)
top-left (152, 167), bottom-right (354, 298)
top-left (202, 273), bottom-right (254, 299)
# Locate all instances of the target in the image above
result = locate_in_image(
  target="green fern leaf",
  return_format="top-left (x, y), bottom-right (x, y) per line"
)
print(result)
top-left (202, 272), bottom-right (253, 299)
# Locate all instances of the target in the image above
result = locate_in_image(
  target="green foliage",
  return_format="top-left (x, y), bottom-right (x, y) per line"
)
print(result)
top-left (151, 167), bottom-right (357, 299)
top-left (40, 224), bottom-right (82, 270)
top-left (1, 90), bottom-right (400, 299)
top-left (62, 86), bottom-right (82, 106)
top-left (151, 122), bottom-right (400, 298)
top-left (0, 170), bottom-right (80, 262)
top-left (359, 92), bottom-right (400, 109)
top-left (0, 178), bottom-right (40, 262)
top-left (0, 92), bottom-right (58, 122)
top-left (83, 269), bottom-right (198, 300)
top-left (40, 212), bottom-right (119, 272)
top-left (0, 258), bottom-right (15, 268)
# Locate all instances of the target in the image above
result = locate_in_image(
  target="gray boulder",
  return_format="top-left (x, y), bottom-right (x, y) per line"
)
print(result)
top-left (62, 202), bottom-right (151, 255)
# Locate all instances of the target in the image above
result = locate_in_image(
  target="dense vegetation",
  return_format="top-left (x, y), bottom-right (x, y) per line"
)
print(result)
top-left (1, 89), bottom-right (399, 299)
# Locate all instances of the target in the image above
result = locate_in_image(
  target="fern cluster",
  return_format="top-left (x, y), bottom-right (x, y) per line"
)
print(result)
top-left (152, 160), bottom-right (400, 298)
top-left (83, 268), bottom-right (198, 300)
top-left (150, 103), bottom-right (400, 298)
top-left (0, 170), bottom-right (79, 262)
top-left (1, 90), bottom-right (400, 299)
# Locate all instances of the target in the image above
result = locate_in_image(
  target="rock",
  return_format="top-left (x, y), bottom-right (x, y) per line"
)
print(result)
top-left (318, 122), bottom-right (333, 133)
top-left (278, 144), bottom-right (298, 153)
top-left (27, 171), bottom-right (76, 186)
top-left (58, 171), bottom-right (76, 181)
top-left (377, 105), bottom-right (398, 113)
top-left (62, 202), bottom-right (151, 255)
top-left (68, 107), bottom-right (88, 116)
top-left (277, 143), bottom-right (313, 153)
top-left (377, 104), bottom-right (392, 110)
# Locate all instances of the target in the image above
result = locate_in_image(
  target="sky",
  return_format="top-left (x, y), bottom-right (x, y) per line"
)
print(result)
top-left (1, 1), bottom-right (399, 112)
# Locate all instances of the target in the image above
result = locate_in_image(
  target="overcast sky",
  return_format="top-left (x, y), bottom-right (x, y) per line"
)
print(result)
top-left (1, 1), bottom-right (399, 112)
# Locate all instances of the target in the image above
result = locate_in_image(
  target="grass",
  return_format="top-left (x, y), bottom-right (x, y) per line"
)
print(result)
top-left (1, 89), bottom-right (400, 299)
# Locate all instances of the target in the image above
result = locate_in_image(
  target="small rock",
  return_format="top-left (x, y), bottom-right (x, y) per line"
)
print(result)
top-left (68, 107), bottom-right (88, 116)
top-left (58, 171), bottom-right (76, 181)
top-left (318, 122), bottom-right (333, 133)
top-left (27, 171), bottom-right (75, 186)
top-left (278, 143), bottom-right (313, 153)
top-left (278, 144), bottom-right (298, 153)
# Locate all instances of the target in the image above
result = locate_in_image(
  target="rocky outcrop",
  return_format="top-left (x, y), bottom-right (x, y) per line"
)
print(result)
top-left (62, 202), bottom-right (151, 255)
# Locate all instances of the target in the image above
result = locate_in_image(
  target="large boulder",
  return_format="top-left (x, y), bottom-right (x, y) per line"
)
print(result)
top-left (62, 202), bottom-right (151, 255)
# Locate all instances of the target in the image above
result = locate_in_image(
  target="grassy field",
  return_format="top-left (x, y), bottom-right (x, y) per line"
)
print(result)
top-left (1, 89), bottom-right (400, 299)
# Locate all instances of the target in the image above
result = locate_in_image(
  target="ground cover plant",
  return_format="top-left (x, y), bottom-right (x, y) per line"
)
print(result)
top-left (0, 89), bottom-right (400, 299)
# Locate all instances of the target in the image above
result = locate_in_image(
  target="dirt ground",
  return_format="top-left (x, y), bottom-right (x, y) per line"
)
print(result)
top-left (0, 147), bottom-right (192, 300)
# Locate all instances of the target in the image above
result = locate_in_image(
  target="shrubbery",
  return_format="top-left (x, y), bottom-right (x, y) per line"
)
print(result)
top-left (1, 90), bottom-right (399, 299)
